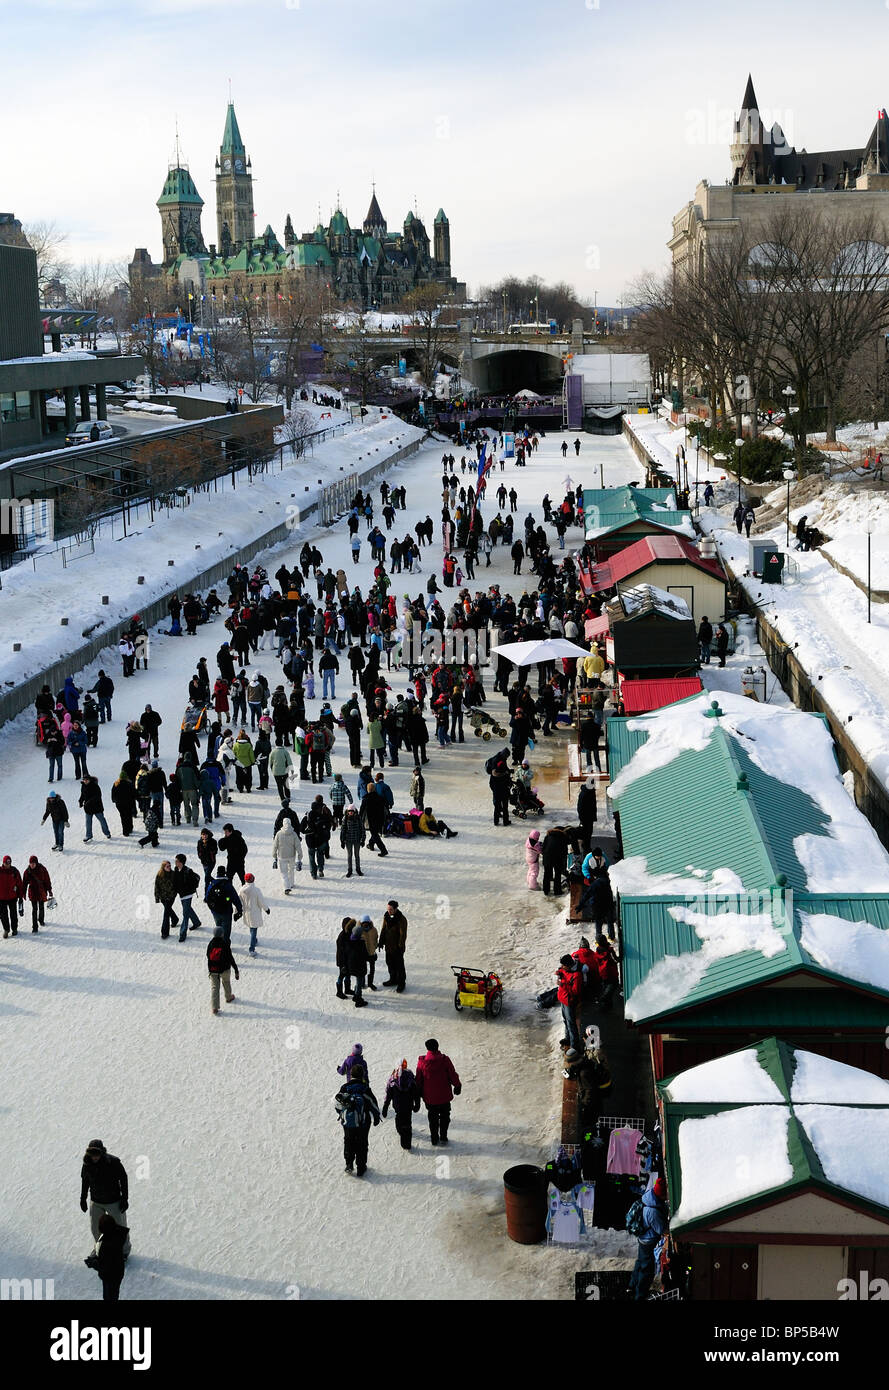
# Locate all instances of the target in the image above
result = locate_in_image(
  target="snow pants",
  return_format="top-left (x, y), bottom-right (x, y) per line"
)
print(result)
top-left (343, 1123), bottom-right (371, 1174)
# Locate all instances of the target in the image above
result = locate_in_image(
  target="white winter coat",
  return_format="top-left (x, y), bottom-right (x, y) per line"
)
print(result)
top-left (274, 822), bottom-right (302, 865)
top-left (239, 880), bottom-right (269, 929)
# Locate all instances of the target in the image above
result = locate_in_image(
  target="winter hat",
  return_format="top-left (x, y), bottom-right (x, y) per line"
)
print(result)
top-left (2, 856), bottom-right (10, 865)
top-left (151, 760), bottom-right (159, 769)
top-left (29, 856), bottom-right (38, 865)
top-left (579, 936), bottom-right (590, 949)
top-left (360, 914), bottom-right (372, 924)
top-left (245, 873), bottom-right (254, 883)
top-left (528, 830), bottom-right (540, 842)
top-left (653, 1176), bottom-right (667, 1201)
top-left (48, 791), bottom-right (57, 798)
top-left (352, 1043), bottom-right (364, 1055)
top-left (84, 1140), bottom-right (106, 1158)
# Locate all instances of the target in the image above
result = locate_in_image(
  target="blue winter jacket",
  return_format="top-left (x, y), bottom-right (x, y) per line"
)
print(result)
top-left (639, 1187), bottom-right (668, 1248)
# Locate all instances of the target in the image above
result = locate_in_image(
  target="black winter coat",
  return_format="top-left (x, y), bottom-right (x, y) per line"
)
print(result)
top-left (81, 1153), bottom-right (128, 1206)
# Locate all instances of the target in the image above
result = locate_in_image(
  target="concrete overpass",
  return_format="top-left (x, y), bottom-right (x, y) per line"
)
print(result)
top-left (328, 326), bottom-right (588, 393)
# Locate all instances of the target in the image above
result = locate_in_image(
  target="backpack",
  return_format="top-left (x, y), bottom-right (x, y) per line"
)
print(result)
top-left (206, 881), bottom-right (230, 913)
top-left (335, 1087), bottom-right (365, 1129)
top-left (625, 1200), bottom-right (647, 1239)
top-left (207, 941), bottom-right (226, 973)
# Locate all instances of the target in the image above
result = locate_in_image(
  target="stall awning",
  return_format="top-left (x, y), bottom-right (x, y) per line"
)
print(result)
top-left (620, 676), bottom-right (703, 714)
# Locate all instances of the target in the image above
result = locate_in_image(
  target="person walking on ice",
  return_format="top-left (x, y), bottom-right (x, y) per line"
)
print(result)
top-left (80, 1140), bottom-right (131, 1258)
top-left (240, 873), bottom-right (270, 954)
top-left (207, 926), bottom-right (239, 1013)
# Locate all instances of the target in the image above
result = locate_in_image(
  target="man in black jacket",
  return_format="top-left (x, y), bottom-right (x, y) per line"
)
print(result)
top-left (140, 704), bottom-right (162, 757)
top-left (488, 749), bottom-right (512, 826)
top-left (79, 776), bottom-right (112, 843)
top-left (360, 784), bottom-right (389, 857)
top-left (204, 866), bottom-right (242, 940)
top-left (219, 823), bottom-right (248, 884)
top-left (541, 825), bottom-right (569, 896)
top-left (173, 854), bottom-right (202, 940)
top-left (80, 1140), bottom-right (130, 1256)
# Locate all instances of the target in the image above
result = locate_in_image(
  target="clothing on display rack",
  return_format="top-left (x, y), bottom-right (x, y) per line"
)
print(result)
top-left (546, 1184), bottom-right (586, 1243)
top-left (606, 1126), bottom-right (643, 1176)
top-left (594, 1173), bottom-right (645, 1230)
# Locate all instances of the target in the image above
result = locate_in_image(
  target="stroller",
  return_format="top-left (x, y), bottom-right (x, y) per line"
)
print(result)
top-left (509, 770), bottom-right (545, 819)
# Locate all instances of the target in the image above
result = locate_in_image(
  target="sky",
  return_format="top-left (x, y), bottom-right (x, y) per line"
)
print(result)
top-left (5, 0), bottom-right (889, 305)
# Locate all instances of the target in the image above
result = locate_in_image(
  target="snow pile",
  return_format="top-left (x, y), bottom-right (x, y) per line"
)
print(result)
top-left (607, 695), bottom-right (718, 799)
top-left (790, 1051), bottom-right (889, 1105)
top-left (663, 1049), bottom-right (785, 1104)
top-left (796, 1105), bottom-right (889, 1210)
top-left (799, 912), bottom-right (889, 994)
top-left (610, 856), bottom-right (744, 899)
top-left (623, 905), bottom-right (787, 1022)
top-left (673, 1107), bottom-right (793, 1226)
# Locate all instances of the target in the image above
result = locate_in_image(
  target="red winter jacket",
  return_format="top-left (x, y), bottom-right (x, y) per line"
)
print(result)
top-left (572, 947), bottom-right (597, 972)
top-left (593, 944), bottom-right (619, 983)
top-left (416, 1050), bottom-right (461, 1106)
top-left (23, 863), bottom-right (52, 903)
top-left (556, 965), bottom-right (582, 1007)
top-left (0, 861), bottom-right (23, 902)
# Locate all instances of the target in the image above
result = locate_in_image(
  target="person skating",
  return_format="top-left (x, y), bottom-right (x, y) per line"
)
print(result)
top-left (154, 860), bottom-right (180, 940)
top-left (204, 866), bottom-right (243, 941)
top-left (273, 818), bottom-right (302, 893)
top-left (346, 921), bottom-right (369, 1006)
top-left (416, 1038), bottom-right (461, 1146)
top-left (335, 1061), bottom-right (380, 1176)
top-left (41, 791), bottom-right (70, 852)
top-left (0, 855), bottom-right (24, 936)
top-left (382, 1060), bottom-right (421, 1151)
top-left (79, 775), bottom-right (112, 843)
top-left (379, 899), bottom-right (407, 991)
top-left (340, 805), bottom-right (365, 877)
top-left (336, 916), bottom-right (356, 999)
top-left (80, 1140), bottom-right (130, 1257)
top-left (207, 926), bottom-right (239, 1013)
top-left (173, 854), bottom-right (202, 940)
top-left (85, 1211), bottom-right (129, 1303)
top-left (22, 855), bottom-right (52, 932)
top-left (240, 873), bottom-right (269, 954)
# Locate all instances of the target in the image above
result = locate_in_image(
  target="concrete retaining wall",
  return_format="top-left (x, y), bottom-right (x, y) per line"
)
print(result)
top-left (0, 436), bottom-right (420, 731)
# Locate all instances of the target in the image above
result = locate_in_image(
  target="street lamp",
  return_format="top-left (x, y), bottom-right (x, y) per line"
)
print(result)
top-left (735, 436), bottom-right (745, 509)
top-left (783, 466), bottom-right (795, 549)
top-left (866, 520), bottom-right (873, 623)
top-left (782, 384), bottom-right (796, 474)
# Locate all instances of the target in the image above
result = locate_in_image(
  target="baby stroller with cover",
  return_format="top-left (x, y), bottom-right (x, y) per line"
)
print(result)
top-left (469, 707), bottom-right (508, 741)
top-left (509, 769), bottom-right (545, 818)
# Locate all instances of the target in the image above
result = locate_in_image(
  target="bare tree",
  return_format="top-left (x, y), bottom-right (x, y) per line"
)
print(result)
top-left (271, 282), bottom-right (324, 408)
top-left (399, 283), bottom-right (457, 389)
top-left (22, 220), bottom-right (72, 302)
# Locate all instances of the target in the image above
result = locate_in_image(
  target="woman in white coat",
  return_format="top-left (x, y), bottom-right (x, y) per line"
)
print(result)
top-left (240, 873), bottom-right (270, 954)
top-left (273, 819), bottom-right (302, 894)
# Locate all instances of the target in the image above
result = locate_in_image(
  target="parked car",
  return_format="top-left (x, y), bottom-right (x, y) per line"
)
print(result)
top-left (65, 420), bottom-right (114, 446)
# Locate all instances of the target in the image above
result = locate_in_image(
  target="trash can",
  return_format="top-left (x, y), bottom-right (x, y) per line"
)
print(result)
top-left (503, 1165), bottom-right (547, 1244)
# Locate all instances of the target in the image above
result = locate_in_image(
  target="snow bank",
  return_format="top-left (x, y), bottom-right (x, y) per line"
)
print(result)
top-left (673, 1107), bottom-right (793, 1225)
top-left (799, 912), bottom-right (889, 993)
top-left (663, 1049), bottom-right (785, 1103)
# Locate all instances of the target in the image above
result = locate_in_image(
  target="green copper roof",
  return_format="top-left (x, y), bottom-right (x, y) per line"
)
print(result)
top-left (288, 241), bottom-right (333, 269)
top-left (621, 892), bottom-right (889, 1026)
top-left (157, 166), bottom-right (204, 207)
top-left (434, 208), bottom-right (448, 223)
top-left (221, 102), bottom-right (245, 156)
top-left (658, 1038), bottom-right (889, 1235)
top-left (583, 485), bottom-right (691, 541)
top-left (329, 210), bottom-right (349, 235)
top-left (404, 210), bottom-right (414, 225)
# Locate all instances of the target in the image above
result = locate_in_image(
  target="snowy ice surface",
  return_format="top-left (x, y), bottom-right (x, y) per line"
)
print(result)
top-left (796, 1105), bottom-right (889, 1210)
top-left (623, 906), bottom-right (787, 1022)
top-left (672, 1107), bottom-right (793, 1225)
top-left (663, 1049), bottom-right (785, 1104)
top-left (790, 1051), bottom-right (889, 1105)
top-left (0, 422), bottom-right (648, 1301)
top-left (799, 912), bottom-right (889, 994)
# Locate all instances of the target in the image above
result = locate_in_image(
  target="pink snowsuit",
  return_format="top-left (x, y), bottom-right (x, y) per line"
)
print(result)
top-left (525, 833), bottom-right (542, 890)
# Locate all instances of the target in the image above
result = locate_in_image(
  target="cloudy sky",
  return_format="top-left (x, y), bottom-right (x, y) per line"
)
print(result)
top-left (5, 0), bottom-right (889, 305)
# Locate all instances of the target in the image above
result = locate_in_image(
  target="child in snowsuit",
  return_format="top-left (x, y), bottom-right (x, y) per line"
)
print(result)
top-left (337, 1042), bottom-right (367, 1084)
top-left (525, 829), bottom-right (542, 890)
top-left (382, 1060), bottom-right (421, 1150)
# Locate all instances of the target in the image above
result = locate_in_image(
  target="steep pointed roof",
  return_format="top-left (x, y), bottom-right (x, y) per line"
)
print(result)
top-left (863, 108), bottom-right (889, 172)
top-left (157, 166), bottom-right (204, 207)
top-left (740, 73), bottom-right (759, 113)
top-left (221, 102), bottom-right (245, 156)
top-left (434, 208), bottom-right (448, 224)
top-left (364, 190), bottom-right (385, 228)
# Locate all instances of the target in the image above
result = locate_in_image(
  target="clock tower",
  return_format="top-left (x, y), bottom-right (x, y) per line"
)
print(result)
top-left (157, 163), bottom-right (206, 264)
top-left (215, 101), bottom-right (255, 251)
